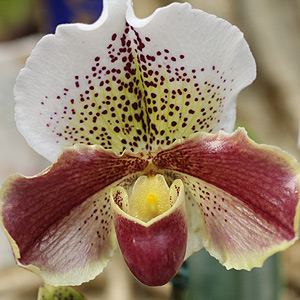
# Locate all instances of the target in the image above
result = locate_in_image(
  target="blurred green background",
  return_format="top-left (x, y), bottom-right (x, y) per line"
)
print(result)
top-left (0, 0), bottom-right (36, 40)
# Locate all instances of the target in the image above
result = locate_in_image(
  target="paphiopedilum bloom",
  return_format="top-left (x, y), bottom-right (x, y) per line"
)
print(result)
top-left (1, 0), bottom-right (300, 287)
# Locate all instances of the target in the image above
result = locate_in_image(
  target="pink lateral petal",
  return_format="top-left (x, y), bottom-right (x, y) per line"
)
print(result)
top-left (153, 128), bottom-right (300, 269)
top-left (176, 174), bottom-right (292, 269)
top-left (0, 145), bottom-right (148, 285)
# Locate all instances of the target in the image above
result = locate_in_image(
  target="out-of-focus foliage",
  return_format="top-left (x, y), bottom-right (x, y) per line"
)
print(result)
top-left (187, 250), bottom-right (280, 300)
top-left (0, 0), bottom-right (36, 41)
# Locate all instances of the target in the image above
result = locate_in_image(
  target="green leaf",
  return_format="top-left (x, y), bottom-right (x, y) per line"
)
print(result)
top-left (37, 285), bottom-right (87, 300)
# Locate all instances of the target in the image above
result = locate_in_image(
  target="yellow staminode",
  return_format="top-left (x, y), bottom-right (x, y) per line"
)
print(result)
top-left (129, 174), bottom-right (172, 222)
top-left (147, 192), bottom-right (158, 214)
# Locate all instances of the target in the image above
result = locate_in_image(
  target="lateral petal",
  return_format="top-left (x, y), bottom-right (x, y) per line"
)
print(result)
top-left (153, 128), bottom-right (300, 270)
top-left (0, 145), bottom-right (148, 285)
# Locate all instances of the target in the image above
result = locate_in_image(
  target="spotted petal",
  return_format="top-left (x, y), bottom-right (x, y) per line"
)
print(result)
top-left (15, 0), bottom-right (255, 162)
top-left (0, 145), bottom-right (148, 285)
top-left (153, 128), bottom-right (300, 270)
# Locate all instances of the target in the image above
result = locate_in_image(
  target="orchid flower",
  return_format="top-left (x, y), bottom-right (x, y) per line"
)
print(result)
top-left (1, 0), bottom-right (300, 288)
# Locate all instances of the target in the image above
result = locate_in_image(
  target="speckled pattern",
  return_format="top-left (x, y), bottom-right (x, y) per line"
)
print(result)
top-left (41, 21), bottom-right (233, 155)
top-left (2, 129), bottom-right (299, 280)
top-left (7, 0), bottom-right (295, 286)
top-left (15, 1), bottom-right (255, 164)
top-left (1, 146), bottom-right (147, 281)
top-left (153, 129), bottom-right (300, 269)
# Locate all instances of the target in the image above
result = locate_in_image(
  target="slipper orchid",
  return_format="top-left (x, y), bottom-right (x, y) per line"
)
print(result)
top-left (1, 0), bottom-right (300, 287)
